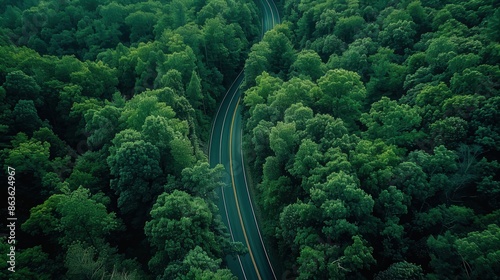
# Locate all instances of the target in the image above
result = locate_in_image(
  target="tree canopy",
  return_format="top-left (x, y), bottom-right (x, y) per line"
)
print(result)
top-left (241, 0), bottom-right (500, 278)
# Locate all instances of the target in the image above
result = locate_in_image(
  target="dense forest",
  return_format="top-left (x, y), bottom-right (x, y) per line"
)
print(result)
top-left (0, 0), bottom-right (260, 279)
top-left (241, 0), bottom-right (500, 279)
top-left (0, 0), bottom-right (499, 279)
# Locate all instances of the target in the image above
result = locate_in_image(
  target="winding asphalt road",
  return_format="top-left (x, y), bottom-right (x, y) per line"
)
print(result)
top-left (208, 0), bottom-right (280, 279)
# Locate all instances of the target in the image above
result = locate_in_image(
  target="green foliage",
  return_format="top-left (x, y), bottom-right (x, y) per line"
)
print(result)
top-left (2, 0), bottom-right (499, 279)
top-left (334, 16), bottom-right (366, 43)
top-left (22, 187), bottom-right (121, 250)
top-left (455, 224), bottom-right (500, 278)
top-left (120, 93), bottom-right (177, 131)
top-left (427, 224), bottom-right (500, 279)
top-left (269, 121), bottom-right (298, 162)
top-left (430, 117), bottom-right (468, 148)
top-left (316, 69), bottom-right (366, 126)
top-left (84, 104), bottom-right (122, 150)
top-left (186, 70), bottom-right (203, 110)
top-left (268, 78), bottom-right (316, 116)
top-left (242, 0), bottom-right (500, 279)
top-left (170, 137), bottom-right (196, 175)
top-left (366, 47), bottom-right (407, 100)
top-left (0, 241), bottom-right (54, 280)
top-left (125, 11), bottom-right (156, 43)
top-left (202, 16), bottom-right (249, 82)
top-left (163, 246), bottom-right (236, 280)
top-left (243, 73), bottom-right (271, 107)
top-left (290, 139), bottom-right (321, 180)
top-left (361, 97), bottom-right (423, 147)
top-left (65, 242), bottom-right (145, 280)
top-left (425, 37), bottom-right (458, 73)
top-left (4, 137), bottom-right (50, 179)
top-left (12, 100), bottom-right (43, 135)
top-left (64, 243), bottom-right (108, 280)
top-left (243, 24), bottom-right (296, 87)
top-left (296, 245), bottom-right (328, 280)
top-left (70, 60), bottom-right (118, 98)
top-left (32, 127), bottom-right (68, 158)
top-left (178, 162), bottom-right (225, 200)
top-left (2, 70), bottom-right (42, 106)
top-left (107, 139), bottom-right (163, 215)
top-left (290, 49), bottom-right (326, 81)
top-left (343, 235), bottom-right (376, 271)
top-left (375, 261), bottom-right (424, 280)
top-left (243, 42), bottom-right (272, 89)
top-left (328, 38), bottom-right (377, 81)
top-left (379, 20), bottom-right (416, 54)
top-left (0, 0), bottom-right (261, 279)
top-left (145, 190), bottom-right (220, 276)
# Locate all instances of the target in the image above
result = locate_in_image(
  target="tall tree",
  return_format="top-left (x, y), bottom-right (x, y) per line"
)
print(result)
top-left (361, 97), bottom-right (423, 147)
top-left (145, 190), bottom-right (219, 276)
top-left (22, 187), bottom-right (121, 251)
top-left (316, 69), bottom-right (366, 127)
top-left (186, 70), bottom-right (203, 110)
top-left (12, 100), bottom-right (43, 135)
top-left (107, 139), bottom-right (163, 224)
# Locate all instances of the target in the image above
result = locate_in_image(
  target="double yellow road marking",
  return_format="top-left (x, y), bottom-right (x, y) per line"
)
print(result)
top-left (228, 96), bottom-right (262, 280)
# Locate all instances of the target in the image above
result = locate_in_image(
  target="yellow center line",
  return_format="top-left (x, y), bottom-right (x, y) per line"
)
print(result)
top-left (229, 96), bottom-right (262, 280)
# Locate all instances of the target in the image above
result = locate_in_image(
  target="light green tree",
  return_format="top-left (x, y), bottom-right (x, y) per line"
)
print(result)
top-left (316, 69), bottom-right (366, 126)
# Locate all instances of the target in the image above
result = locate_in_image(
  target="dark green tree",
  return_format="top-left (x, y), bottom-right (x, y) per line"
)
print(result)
top-left (0, 241), bottom-right (54, 280)
top-left (145, 190), bottom-right (219, 276)
top-left (107, 139), bottom-right (163, 221)
top-left (22, 187), bottom-right (121, 250)
top-left (375, 261), bottom-right (424, 280)
top-left (186, 70), bottom-right (203, 110)
top-left (361, 97), bottom-right (423, 147)
top-left (12, 100), bottom-right (43, 135)
top-left (3, 70), bottom-right (42, 106)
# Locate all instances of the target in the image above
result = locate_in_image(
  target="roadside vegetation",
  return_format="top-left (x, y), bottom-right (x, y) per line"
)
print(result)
top-left (0, 0), bottom-right (260, 279)
top-left (242, 0), bottom-right (500, 278)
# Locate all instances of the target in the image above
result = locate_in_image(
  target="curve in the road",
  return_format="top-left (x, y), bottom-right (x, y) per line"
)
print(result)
top-left (208, 0), bottom-right (281, 279)
top-left (209, 70), bottom-right (248, 279)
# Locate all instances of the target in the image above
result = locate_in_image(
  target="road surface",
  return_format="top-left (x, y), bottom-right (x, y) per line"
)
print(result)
top-left (208, 0), bottom-right (280, 279)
